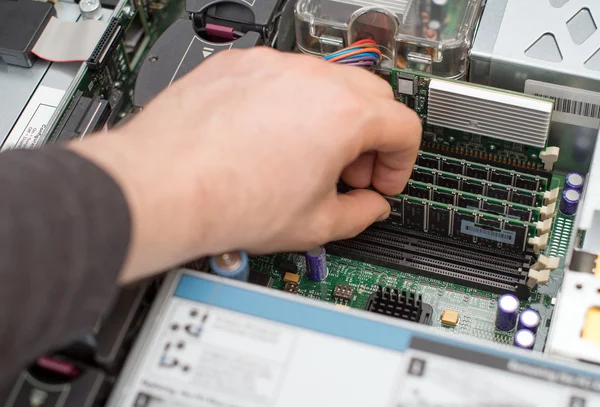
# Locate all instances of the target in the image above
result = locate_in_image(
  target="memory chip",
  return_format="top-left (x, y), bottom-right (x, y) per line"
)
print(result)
top-left (412, 169), bottom-right (435, 184)
top-left (508, 207), bottom-right (532, 222)
top-left (408, 184), bottom-right (431, 199)
top-left (466, 166), bottom-right (488, 180)
top-left (482, 201), bottom-right (506, 217)
top-left (502, 223), bottom-right (528, 252)
top-left (442, 161), bottom-right (463, 174)
top-left (511, 191), bottom-right (536, 206)
top-left (418, 156), bottom-right (439, 169)
top-left (433, 190), bottom-right (455, 205)
top-left (458, 196), bottom-right (480, 211)
top-left (515, 176), bottom-right (539, 191)
top-left (386, 197), bottom-right (403, 217)
top-left (438, 175), bottom-right (460, 189)
top-left (428, 207), bottom-right (451, 235)
top-left (471, 218), bottom-right (504, 248)
top-left (487, 186), bottom-right (510, 201)
top-left (491, 171), bottom-right (514, 186)
top-left (403, 200), bottom-right (426, 231)
top-left (462, 181), bottom-right (484, 195)
top-left (453, 213), bottom-right (476, 242)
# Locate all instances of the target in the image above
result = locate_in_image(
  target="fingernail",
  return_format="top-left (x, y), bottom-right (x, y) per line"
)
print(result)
top-left (376, 211), bottom-right (390, 222)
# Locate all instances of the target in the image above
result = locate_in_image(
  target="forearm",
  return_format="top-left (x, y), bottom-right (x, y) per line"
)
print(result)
top-left (0, 147), bottom-right (130, 385)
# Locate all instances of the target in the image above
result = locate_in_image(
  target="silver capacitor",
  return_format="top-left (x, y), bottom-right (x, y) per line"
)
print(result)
top-left (79, 0), bottom-right (103, 20)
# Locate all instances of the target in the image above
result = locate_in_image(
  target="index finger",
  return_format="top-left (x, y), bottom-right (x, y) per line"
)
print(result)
top-left (360, 99), bottom-right (422, 195)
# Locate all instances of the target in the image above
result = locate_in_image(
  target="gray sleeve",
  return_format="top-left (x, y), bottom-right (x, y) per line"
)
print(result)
top-left (0, 147), bottom-right (131, 385)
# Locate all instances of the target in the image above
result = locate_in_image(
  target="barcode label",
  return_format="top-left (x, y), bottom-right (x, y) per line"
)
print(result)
top-left (524, 80), bottom-right (600, 122)
top-left (460, 220), bottom-right (516, 244)
top-left (532, 93), bottom-right (600, 119)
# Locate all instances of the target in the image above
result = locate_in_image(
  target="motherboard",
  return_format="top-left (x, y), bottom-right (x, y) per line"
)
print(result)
top-left (224, 69), bottom-right (576, 352)
top-left (43, 0), bottom-right (182, 144)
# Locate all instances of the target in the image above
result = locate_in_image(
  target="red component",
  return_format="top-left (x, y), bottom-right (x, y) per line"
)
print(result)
top-left (36, 356), bottom-right (80, 377)
top-left (206, 23), bottom-right (235, 40)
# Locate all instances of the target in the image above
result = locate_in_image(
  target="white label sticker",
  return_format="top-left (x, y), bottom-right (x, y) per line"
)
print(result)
top-left (460, 220), bottom-right (516, 244)
top-left (524, 80), bottom-right (600, 128)
top-left (3, 86), bottom-right (66, 151)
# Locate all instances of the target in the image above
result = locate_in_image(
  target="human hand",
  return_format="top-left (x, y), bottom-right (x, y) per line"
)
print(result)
top-left (71, 47), bottom-right (421, 283)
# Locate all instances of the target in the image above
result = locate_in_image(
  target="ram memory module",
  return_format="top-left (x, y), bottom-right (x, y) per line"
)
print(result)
top-left (417, 151), bottom-right (548, 192)
top-left (411, 165), bottom-right (547, 207)
top-left (404, 180), bottom-right (544, 223)
top-left (384, 195), bottom-right (537, 253)
top-left (391, 69), bottom-right (554, 174)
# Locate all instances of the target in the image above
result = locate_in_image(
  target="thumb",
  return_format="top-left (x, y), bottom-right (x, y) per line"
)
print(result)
top-left (325, 189), bottom-right (390, 242)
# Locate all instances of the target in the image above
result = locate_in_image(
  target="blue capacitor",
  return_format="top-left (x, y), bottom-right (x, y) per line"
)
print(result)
top-left (517, 308), bottom-right (541, 333)
top-left (565, 172), bottom-right (584, 191)
top-left (513, 329), bottom-right (536, 350)
top-left (305, 246), bottom-right (328, 281)
top-left (210, 251), bottom-right (249, 281)
top-left (495, 293), bottom-right (520, 331)
top-left (559, 188), bottom-right (581, 216)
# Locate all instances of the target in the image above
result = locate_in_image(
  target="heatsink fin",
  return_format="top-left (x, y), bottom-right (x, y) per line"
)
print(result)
top-left (427, 79), bottom-right (553, 148)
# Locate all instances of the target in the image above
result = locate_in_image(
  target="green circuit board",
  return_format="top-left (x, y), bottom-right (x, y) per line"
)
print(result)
top-left (249, 174), bottom-right (572, 351)
top-left (391, 69), bottom-right (552, 172)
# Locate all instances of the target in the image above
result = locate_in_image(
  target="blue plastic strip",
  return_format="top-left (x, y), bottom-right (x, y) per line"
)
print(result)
top-left (173, 273), bottom-right (600, 379)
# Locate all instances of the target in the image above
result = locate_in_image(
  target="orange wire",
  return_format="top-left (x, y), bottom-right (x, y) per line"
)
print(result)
top-left (327, 47), bottom-right (382, 63)
top-left (351, 39), bottom-right (376, 46)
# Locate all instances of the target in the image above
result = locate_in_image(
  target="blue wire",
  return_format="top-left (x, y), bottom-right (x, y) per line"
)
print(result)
top-left (324, 50), bottom-right (380, 62)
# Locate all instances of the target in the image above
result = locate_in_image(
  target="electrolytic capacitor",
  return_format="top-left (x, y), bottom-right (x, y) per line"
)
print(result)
top-left (495, 293), bottom-right (520, 331)
top-left (565, 172), bottom-right (584, 191)
top-left (430, 0), bottom-right (448, 31)
top-left (517, 308), bottom-right (541, 333)
top-left (305, 246), bottom-right (328, 281)
top-left (210, 251), bottom-right (249, 281)
top-left (559, 188), bottom-right (581, 216)
top-left (513, 329), bottom-right (536, 350)
top-left (79, 0), bottom-right (103, 20)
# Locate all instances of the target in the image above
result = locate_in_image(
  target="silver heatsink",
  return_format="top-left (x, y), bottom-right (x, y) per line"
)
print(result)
top-left (427, 79), bottom-right (554, 148)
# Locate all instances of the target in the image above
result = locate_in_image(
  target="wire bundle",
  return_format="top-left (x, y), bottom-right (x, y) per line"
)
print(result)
top-left (323, 39), bottom-right (382, 67)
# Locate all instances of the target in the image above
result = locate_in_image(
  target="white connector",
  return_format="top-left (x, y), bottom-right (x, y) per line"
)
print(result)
top-left (539, 147), bottom-right (560, 171)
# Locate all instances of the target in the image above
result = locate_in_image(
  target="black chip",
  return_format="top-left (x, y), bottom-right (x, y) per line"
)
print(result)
top-left (491, 171), bottom-right (514, 186)
top-left (412, 169), bottom-right (435, 184)
top-left (466, 166), bottom-right (488, 180)
top-left (333, 284), bottom-right (354, 301)
top-left (458, 196), bottom-right (480, 211)
top-left (482, 201), bottom-right (506, 216)
top-left (386, 197), bottom-right (403, 217)
top-left (418, 156), bottom-right (439, 169)
top-left (283, 282), bottom-right (299, 294)
top-left (515, 176), bottom-right (539, 191)
top-left (248, 270), bottom-right (272, 287)
top-left (433, 190), bottom-right (455, 205)
top-left (462, 181), bottom-right (484, 195)
top-left (407, 97), bottom-right (416, 109)
top-left (442, 161), bottom-right (463, 174)
top-left (428, 207), bottom-right (451, 235)
top-left (403, 201), bottom-right (426, 231)
top-left (511, 191), bottom-right (536, 206)
top-left (453, 213), bottom-right (476, 242)
top-left (275, 259), bottom-right (298, 274)
top-left (487, 186), bottom-right (510, 201)
top-left (508, 207), bottom-right (532, 222)
top-left (408, 184), bottom-right (431, 199)
top-left (502, 223), bottom-right (527, 252)
top-left (438, 175), bottom-right (460, 189)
